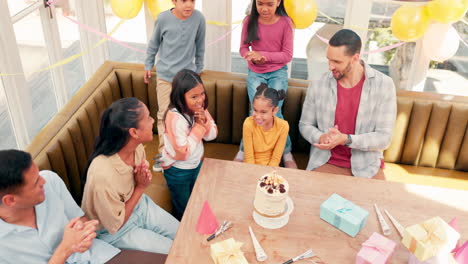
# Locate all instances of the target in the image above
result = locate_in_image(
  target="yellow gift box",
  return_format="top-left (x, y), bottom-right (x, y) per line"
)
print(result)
top-left (210, 238), bottom-right (249, 264)
top-left (402, 217), bottom-right (460, 262)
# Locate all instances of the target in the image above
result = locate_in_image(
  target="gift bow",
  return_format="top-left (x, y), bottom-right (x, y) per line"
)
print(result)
top-left (409, 220), bottom-right (447, 255)
top-left (421, 221), bottom-right (446, 246)
top-left (362, 241), bottom-right (392, 261)
top-left (214, 240), bottom-right (245, 264)
top-left (333, 201), bottom-right (352, 227)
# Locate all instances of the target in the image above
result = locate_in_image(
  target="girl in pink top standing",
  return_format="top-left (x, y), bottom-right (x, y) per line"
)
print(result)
top-left (236, 0), bottom-right (296, 168)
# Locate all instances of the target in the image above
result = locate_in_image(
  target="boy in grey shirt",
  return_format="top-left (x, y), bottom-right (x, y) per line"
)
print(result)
top-left (144, 0), bottom-right (206, 171)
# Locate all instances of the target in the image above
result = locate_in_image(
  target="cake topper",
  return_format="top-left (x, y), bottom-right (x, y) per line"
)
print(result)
top-left (248, 226), bottom-right (268, 262)
top-left (384, 209), bottom-right (406, 238)
top-left (374, 203), bottom-right (391, 236)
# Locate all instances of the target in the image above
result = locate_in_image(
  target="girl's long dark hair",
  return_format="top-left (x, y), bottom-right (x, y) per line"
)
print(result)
top-left (168, 69), bottom-right (209, 126)
top-left (245, 0), bottom-right (289, 44)
top-left (81, 97), bottom-right (143, 190)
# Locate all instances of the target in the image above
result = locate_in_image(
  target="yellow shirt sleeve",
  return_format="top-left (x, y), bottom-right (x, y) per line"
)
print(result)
top-left (268, 118), bottom-right (289, 167)
top-left (243, 117), bottom-right (256, 164)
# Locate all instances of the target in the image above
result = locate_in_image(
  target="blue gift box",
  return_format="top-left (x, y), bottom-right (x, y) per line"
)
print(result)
top-left (320, 193), bottom-right (369, 237)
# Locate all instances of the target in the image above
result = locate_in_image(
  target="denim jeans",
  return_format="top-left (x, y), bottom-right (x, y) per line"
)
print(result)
top-left (241, 65), bottom-right (292, 153)
top-left (163, 162), bottom-right (202, 220)
top-left (96, 194), bottom-right (180, 254)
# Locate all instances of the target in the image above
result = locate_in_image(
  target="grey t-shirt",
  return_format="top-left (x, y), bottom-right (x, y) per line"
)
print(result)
top-left (144, 9), bottom-right (206, 82)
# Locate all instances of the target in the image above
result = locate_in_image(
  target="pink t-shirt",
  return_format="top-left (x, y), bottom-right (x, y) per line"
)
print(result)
top-left (239, 15), bottom-right (293, 74)
top-left (328, 76), bottom-right (365, 168)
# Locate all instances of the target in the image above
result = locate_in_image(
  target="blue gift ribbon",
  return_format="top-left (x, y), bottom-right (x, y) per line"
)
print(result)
top-left (333, 202), bottom-right (352, 227)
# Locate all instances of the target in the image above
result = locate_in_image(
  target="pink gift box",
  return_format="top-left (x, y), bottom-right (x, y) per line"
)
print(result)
top-left (356, 232), bottom-right (397, 264)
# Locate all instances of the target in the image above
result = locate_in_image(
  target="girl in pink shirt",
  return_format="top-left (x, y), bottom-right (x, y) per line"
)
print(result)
top-left (236, 0), bottom-right (297, 168)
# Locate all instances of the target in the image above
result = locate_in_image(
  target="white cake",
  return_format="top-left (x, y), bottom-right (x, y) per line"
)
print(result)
top-left (253, 171), bottom-right (289, 217)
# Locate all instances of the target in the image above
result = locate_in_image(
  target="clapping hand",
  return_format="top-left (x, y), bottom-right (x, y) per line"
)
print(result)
top-left (313, 125), bottom-right (348, 150)
top-left (134, 159), bottom-right (152, 189)
top-left (62, 217), bottom-right (99, 254)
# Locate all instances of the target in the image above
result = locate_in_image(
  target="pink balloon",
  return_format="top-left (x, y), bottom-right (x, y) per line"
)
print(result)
top-left (423, 23), bottom-right (460, 62)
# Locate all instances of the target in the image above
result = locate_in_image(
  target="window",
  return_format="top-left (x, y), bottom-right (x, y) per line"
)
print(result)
top-left (104, 1), bottom-right (148, 63)
top-left (0, 80), bottom-right (17, 149)
top-left (55, 0), bottom-right (87, 98)
top-left (13, 9), bottom-right (58, 137)
top-left (424, 21), bottom-right (468, 96)
top-left (7, 0), bottom-right (38, 16)
top-left (366, 1), bottom-right (400, 70)
top-left (303, 0), bottom-right (347, 81)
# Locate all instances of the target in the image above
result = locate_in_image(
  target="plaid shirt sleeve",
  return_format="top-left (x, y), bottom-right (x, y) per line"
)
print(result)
top-left (299, 80), bottom-right (325, 144)
top-left (350, 73), bottom-right (397, 151)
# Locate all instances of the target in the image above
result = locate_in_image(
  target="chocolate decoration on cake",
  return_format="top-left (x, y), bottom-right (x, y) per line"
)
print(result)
top-left (253, 171), bottom-right (289, 218)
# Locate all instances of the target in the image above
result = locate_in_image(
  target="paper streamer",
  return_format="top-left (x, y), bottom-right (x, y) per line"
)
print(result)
top-left (460, 34), bottom-right (468, 48)
top-left (317, 10), bottom-right (342, 25)
top-left (315, 33), bottom-right (405, 54)
top-left (207, 23), bottom-right (241, 47)
top-left (207, 19), bottom-right (242, 26)
top-left (318, 10), bottom-right (390, 32)
top-left (0, 19), bottom-right (126, 76)
top-left (65, 16), bottom-right (147, 54)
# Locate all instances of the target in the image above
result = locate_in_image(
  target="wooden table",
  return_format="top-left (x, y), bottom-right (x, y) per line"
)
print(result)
top-left (166, 158), bottom-right (468, 264)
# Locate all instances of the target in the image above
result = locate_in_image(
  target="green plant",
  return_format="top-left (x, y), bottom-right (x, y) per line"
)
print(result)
top-left (367, 28), bottom-right (399, 65)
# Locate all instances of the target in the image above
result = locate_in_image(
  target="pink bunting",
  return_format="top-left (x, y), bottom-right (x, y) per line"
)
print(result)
top-left (315, 34), bottom-right (405, 55)
top-left (196, 201), bottom-right (219, 235)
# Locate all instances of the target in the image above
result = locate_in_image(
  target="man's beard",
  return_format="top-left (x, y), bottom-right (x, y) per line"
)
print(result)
top-left (333, 62), bottom-right (352, 80)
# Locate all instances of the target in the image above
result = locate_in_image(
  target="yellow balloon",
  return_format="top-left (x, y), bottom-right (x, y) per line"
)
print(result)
top-left (284, 0), bottom-right (318, 29)
top-left (391, 5), bottom-right (430, 42)
top-left (111, 0), bottom-right (144, 19)
top-left (146, 0), bottom-right (174, 19)
top-left (427, 0), bottom-right (468, 24)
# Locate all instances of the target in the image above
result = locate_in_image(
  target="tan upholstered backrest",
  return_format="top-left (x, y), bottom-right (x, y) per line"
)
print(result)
top-left (26, 62), bottom-right (157, 202)
top-left (384, 92), bottom-right (468, 171)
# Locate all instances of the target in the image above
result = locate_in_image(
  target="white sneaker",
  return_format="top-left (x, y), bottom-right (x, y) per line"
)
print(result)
top-left (152, 161), bottom-right (163, 172)
top-left (152, 155), bottom-right (163, 172)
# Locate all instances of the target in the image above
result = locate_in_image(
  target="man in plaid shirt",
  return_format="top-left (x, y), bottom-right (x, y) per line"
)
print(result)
top-left (299, 29), bottom-right (396, 179)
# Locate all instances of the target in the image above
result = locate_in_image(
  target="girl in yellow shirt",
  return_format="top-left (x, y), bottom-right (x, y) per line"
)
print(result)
top-left (243, 83), bottom-right (289, 167)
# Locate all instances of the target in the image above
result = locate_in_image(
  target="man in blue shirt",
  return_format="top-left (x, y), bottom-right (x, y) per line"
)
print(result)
top-left (0, 150), bottom-right (120, 264)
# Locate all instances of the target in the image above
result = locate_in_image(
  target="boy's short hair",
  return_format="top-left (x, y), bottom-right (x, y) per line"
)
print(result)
top-left (329, 29), bottom-right (362, 56)
top-left (0, 150), bottom-right (32, 203)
